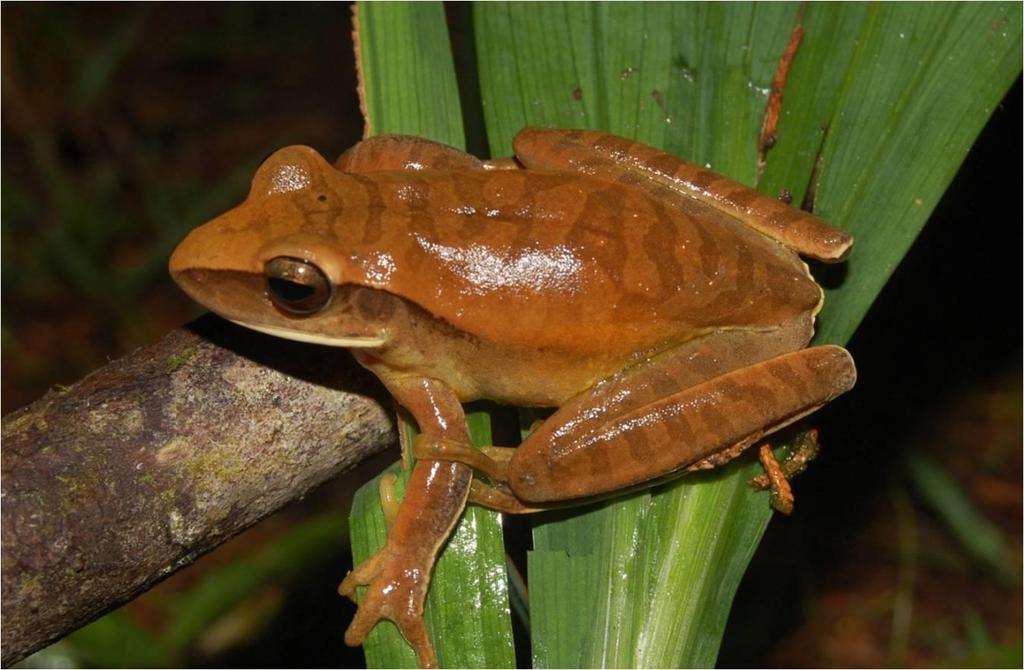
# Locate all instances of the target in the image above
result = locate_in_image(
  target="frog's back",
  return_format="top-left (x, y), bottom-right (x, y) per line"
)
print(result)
top-left (333, 169), bottom-right (820, 357)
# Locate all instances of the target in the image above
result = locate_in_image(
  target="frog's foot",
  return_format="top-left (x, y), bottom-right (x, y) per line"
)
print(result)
top-left (411, 434), bottom-right (514, 483)
top-left (339, 547), bottom-right (438, 668)
top-left (468, 478), bottom-right (545, 514)
top-left (747, 429), bottom-right (821, 515)
top-left (684, 432), bottom-right (763, 472)
top-left (753, 444), bottom-right (795, 514)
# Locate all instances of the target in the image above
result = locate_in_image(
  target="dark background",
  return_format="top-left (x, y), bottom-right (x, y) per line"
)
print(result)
top-left (3, 4), bottom-right (1020, 667)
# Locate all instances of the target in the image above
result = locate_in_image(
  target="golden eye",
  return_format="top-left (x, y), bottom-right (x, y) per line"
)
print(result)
top-left (264, 256), bottom-right (331, 315)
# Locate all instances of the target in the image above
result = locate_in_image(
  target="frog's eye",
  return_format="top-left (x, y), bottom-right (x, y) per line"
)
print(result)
top-left (264, 256), bottom-right (331, 315)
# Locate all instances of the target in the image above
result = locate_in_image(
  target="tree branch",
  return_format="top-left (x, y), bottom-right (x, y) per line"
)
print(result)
top-left (1, 314), bottom-right (396, 666)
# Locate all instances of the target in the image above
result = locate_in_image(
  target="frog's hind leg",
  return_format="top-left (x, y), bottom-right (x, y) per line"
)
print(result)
top-left (511, 128), bottom-right (852, 262)
top-left (507, 345), bottom-right (856, 505)
top-left (404, 329), bottom-right (853, 515)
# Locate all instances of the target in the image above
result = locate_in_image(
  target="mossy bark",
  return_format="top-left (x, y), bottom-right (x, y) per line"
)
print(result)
top-left (1, 314), bottom-right (396, 666)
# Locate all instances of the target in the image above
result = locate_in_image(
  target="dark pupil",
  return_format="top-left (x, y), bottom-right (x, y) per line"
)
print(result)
top-left (264, 256), bottom-right (330, 315)
top-left (268, 277), bottom-right (315, 304)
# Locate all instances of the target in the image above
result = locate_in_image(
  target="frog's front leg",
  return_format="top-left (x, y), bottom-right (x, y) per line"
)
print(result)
top-left (339, 362), bottom-right (473, 668)
top-left (333, 136), bottom-right (501, 666)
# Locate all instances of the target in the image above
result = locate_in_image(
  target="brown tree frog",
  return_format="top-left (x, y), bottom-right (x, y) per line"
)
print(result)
top-left (169, 128), bottom-right (856, 667)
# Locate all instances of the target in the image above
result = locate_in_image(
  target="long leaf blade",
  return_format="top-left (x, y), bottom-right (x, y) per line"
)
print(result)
top-left (356, 2), bottom-right (464, 145)
top-left (474, 2), bottom-right (1021, 668)
top-left (801, 3), bottom-right (1022, 344)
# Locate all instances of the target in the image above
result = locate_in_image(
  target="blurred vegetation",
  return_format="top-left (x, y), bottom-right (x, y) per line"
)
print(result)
top-left (1, 3), bottom-right (362, 412)
top-left (3, 3), bottom-right (1020, 668)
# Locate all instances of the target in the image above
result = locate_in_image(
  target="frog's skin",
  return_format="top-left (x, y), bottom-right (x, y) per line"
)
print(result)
top-left (169, 128), bottom-right (856, 668)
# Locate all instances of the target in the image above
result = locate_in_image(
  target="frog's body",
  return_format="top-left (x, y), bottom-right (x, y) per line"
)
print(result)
top-left (170, 128), bottom-right (856, 667)
top-left (174, 160), bottom-right (820, 404)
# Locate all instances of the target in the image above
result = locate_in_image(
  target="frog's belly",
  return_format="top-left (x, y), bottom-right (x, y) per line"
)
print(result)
top-left (367, 290), bottom-right (681, 405)
top-left (403, 318), bottom-right (814, 408)
top-left (411, 338), bottom-right (645, 407)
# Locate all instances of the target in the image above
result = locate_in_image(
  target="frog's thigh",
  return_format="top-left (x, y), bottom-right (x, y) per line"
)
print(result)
top-left (519, 320), bottom-right (815, 464)
top-left (334, 134), bottom-right (486, 172)
top-left (507, 345), bottom-right (856, 504)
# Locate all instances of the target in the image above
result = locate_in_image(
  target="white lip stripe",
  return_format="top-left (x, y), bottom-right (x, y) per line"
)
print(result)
top-left (230, 320), bottom-right (385, 348)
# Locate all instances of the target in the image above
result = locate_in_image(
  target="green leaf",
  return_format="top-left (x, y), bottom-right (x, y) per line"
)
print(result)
top-left (905, 451), bottom-right (1016, 583)
top-left (162, 515), bottom-right (348, 652)
top-left (54, 514), bottom-right (348, 667)
top-left (66, 611), bottom-right (168, 668)
top-left (348, 4), bottom-right (514, 667)
top-left (795, 3), bottom-right (1023, 344)
top-left (355, 1), bottom-right (464, 146)
top-left (474, 2), bottom-right (1020, 668)
top-left (349, 1), bottom-right (1020, 667)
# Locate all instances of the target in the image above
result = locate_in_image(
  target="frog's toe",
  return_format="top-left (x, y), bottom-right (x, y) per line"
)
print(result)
top-left (343, 584), bottom-right (391, 647)
top-left (338, 551), bottom-right (383, 600)
top-left (400, 616), bottom-right (437, 668)
top-left (343, 587), bottom-right (436, 667)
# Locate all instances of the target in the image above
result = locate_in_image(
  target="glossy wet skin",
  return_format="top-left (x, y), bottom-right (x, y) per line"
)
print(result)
top-left (169, 128), bottom-right (856, 667)
top-left (171, 137), bottom-right (825, 405)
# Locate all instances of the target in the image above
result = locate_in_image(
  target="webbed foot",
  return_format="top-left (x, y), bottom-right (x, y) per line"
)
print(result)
top-left (748, 429), bottom-right (821, 515)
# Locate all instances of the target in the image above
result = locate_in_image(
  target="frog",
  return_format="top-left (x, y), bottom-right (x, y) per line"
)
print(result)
top-left (168, 127), bottom-right (856, 667)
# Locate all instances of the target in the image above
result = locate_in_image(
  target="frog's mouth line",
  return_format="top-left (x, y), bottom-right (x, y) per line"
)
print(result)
top-left (230, 320), bottom-right (386, 348)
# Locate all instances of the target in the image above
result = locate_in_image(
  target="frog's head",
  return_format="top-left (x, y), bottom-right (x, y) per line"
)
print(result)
top-left (169, 146), bottom-right (391, 348)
